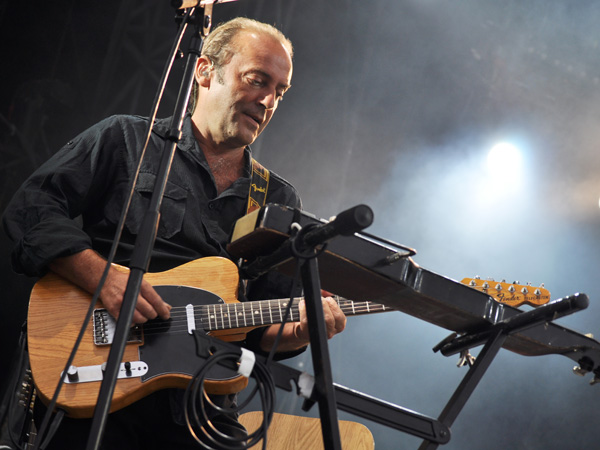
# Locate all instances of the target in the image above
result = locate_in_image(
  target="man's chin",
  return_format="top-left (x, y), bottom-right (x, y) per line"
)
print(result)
top-left (238, 126), bottom-right (262, 146)
top-left (224, 132), bottom-right (258, 149)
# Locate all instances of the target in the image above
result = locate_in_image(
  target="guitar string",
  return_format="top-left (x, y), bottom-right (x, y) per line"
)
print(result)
top-left (134, 301), bottom-right (391, 337)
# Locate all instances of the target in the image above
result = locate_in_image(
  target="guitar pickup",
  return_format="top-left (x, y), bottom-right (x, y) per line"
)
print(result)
top-left (62, 361), bottom-right (148, 384)
top-left (93, 308), bottom-right (142, 345)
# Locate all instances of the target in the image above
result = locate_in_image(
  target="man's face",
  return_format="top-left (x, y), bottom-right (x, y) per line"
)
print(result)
top-left (200, 31), bottom-right (293, 149)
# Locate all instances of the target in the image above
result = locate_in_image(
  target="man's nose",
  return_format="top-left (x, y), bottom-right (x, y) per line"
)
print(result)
top-left (259, 91), bottom-right (278, 111)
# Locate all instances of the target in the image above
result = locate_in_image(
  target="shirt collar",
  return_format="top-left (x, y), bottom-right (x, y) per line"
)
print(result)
top-left (152, 114), bottom-right (253, 179)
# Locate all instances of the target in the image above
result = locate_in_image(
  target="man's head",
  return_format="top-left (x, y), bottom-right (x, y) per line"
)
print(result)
top-left (201, 17), bottom-right (293, 82)
top-left (190, 18), bottom-right (294, 151)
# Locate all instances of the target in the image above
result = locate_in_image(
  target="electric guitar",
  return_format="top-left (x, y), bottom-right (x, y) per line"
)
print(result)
top-left (27, 256), bottom-right (393, 418)
top-left (28, 256), bottom-right (547, 418)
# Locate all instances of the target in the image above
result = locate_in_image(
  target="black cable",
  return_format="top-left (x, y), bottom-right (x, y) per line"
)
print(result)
top-left (265, 262), bottom-right (303, 368)
top-left (183, 348), bottom-right (275, 449)
top-left (182, 220), bottom-right (313, 448)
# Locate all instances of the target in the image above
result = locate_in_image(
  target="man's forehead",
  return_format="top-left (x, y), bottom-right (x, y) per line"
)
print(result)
top-left (230, 31), bottom-right (293, 81)
top-left (232, 30), bottom-right (292, 62)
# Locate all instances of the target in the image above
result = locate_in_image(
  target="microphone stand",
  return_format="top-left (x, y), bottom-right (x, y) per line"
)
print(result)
top-left (85, 5), bottom-right (212, 450)
top-left (242, 205), bottom-right (376, 450)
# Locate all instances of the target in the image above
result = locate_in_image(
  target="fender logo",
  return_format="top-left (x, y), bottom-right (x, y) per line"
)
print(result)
top-left (251, 184), bottom-right (267, 194)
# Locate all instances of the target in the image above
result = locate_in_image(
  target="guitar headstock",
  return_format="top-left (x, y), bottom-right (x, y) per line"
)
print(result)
top-left (461, 277), bottom-right (551, 307)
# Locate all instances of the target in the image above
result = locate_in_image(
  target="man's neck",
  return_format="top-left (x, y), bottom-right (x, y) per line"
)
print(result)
top-left (204, 149), bottom-right (245, 195)
top-left (191, 121), bottom-right (246, 195)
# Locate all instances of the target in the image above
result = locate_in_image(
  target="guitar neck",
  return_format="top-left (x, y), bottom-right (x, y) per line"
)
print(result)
top-left (202, 296), bottom-right (393, 332)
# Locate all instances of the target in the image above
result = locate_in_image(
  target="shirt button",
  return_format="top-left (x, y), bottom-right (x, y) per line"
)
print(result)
top-left (208, 203), bottom-right (215, 210)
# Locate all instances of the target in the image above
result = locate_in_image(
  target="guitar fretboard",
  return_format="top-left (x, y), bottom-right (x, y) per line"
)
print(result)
top-left (200, 297), bottom-right (393, 331)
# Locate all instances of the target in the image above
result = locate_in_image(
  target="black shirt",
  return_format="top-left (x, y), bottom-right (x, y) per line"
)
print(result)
top-left (3, 113), bottom-right (304, 358)
top-left (3, 114), bottom-right (301, 277)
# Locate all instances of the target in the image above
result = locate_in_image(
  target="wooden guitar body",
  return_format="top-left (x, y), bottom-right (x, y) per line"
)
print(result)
top-left (27, 257), bottom-right (248, 418)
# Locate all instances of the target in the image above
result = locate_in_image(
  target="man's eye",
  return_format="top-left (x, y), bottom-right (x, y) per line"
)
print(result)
top-left (248, 77), bottom-right (264, 87)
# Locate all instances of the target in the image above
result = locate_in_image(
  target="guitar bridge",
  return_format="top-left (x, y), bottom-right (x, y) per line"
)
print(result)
top-left (93, 308), bottom-right (142, 346)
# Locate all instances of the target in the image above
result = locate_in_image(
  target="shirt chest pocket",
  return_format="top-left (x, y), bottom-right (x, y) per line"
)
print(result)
top-left (125, 172), bottom-right (188, 239)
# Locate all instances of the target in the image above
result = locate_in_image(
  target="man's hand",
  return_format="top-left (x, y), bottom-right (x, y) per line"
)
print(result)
top-left (293, 296), bottom-right (347, 343)
top-left (99, 267), bottom-right (171, 324)
top-left (260, 292), bottom-right (347, 353)
top-left (49, 249), bottom-right (171, 324)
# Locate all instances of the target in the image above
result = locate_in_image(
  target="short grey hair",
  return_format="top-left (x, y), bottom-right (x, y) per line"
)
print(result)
top-left (188, 17), bottom-right (293, 113)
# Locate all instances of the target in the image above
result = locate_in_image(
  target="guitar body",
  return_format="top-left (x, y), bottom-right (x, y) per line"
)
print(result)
top-left (28, 256), bottom-right (249, 419)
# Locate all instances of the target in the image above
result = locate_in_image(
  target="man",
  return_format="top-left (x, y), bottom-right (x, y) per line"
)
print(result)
top-left (2, 17), bottom-right (346, 449)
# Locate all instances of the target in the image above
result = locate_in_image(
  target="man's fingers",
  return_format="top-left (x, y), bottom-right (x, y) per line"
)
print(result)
top-left (320, 297), bottom-right (346, 338)
top-left (295, 297), bottom-right (346, 341)
top-left (100, 269), bottom-right (170, 324)
top-left (140, 281), bottom-right (171, 320)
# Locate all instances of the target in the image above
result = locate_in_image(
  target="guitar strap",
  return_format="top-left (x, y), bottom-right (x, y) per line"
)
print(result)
top-left (247, 158), bottom-right (270, 214)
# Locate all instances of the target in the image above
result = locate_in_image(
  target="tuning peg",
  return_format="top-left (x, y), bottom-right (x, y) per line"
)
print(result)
top-left (469, 280), bottom-right (477, 287)
top-left (508, 285), bottom-right (516, 293)
top-left (512, 280), bottom-right (520, 285)
top-left (495, 283), bottom-right (502, 291)
top-left (534, 288), bottom-right (542, 296)
top-left (573, 365), bottom-right (589, 376)
top-left (521, 287), bottom-right (529, 295)
top-left (482, 282), bottom-right (490, 289)
top-left (474, 275), bottom-right (481, 280)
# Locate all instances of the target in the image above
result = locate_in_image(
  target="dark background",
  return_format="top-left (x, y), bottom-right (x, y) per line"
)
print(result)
top-left (2, 0), bottom-right (600, 448)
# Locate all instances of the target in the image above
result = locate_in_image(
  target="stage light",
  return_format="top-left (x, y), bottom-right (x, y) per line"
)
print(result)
top-left (487, 142), bottom-right (523, 177)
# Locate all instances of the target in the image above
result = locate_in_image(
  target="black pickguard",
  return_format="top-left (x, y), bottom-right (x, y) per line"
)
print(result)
top-left (139, 285), bottom-right (240, 383)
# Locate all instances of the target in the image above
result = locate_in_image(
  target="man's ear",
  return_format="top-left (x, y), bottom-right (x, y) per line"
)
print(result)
top-left (195, 57), bottom-right (214, 87)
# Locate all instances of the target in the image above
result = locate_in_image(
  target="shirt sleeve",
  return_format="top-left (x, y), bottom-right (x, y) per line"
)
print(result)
top-left (1, 116), bottom-right (128, 276)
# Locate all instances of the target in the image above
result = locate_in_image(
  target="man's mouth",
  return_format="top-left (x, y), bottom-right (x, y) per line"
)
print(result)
top-left (245, 112), bottom-right (263, 126)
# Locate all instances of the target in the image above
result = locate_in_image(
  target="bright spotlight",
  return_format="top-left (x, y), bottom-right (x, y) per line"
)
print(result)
top-left (487, 142), bottom-right (523, 175)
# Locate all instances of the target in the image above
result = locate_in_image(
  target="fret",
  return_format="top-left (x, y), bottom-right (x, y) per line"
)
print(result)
top-left (268, 300), bottom-right (273, 325)
top-left (258, 301), bottom-right (264, 326)
top-left (210, 304), bottom-right (217, 330)
top-left (213, 305), bottom-right (218, 329)
top-left (234, 303), bottom-right (240, 328)
top-left (278, 300), bottom-right (283, 324)
top-left (250, 302), bottom-right (255, 326)
top-left (366, 302), bottom-right (370, 313)
top-left (256, 304), bottom-right (262, 324)
top-left (215, 304), bottom-right (222, 330)
top-left (203, 305), bottom-right (209, 330)
top-left (226, 303), bottom-right (232, 329)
